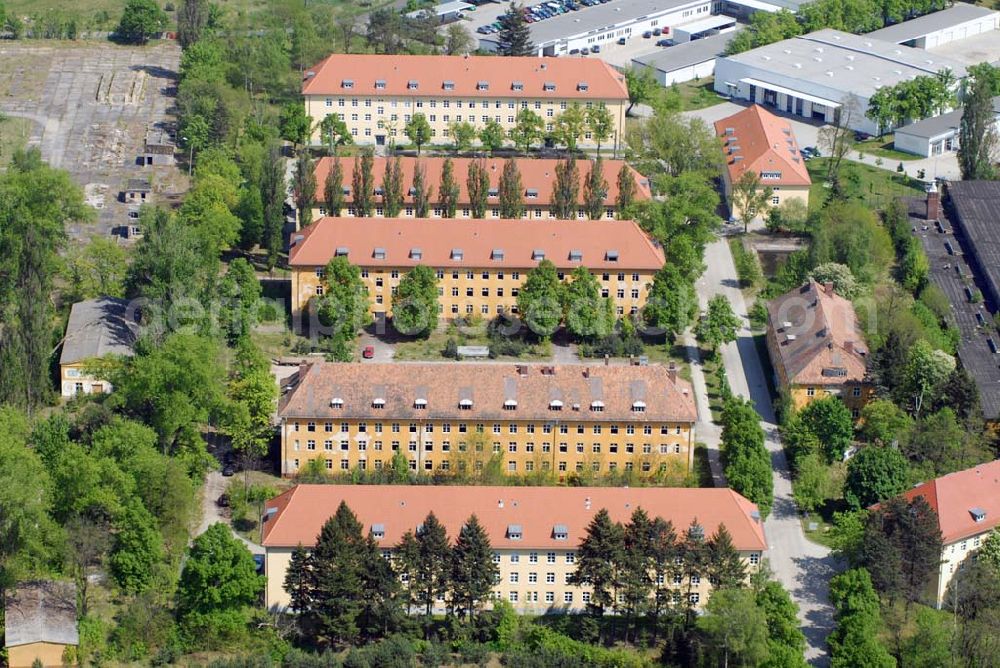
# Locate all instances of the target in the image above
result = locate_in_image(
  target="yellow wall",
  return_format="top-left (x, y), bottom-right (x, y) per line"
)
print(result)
top-left (280, 416), bottom-right (694, 480)
top-left (722, 171), bottom-right (810, 220)
top-left (265, 544), bottom-right (763, 612)
top-left (7, 642), bottom-right (73, 668)
top-left (292, 266), bottom-right (655, 323)
top-left (59, 362), bottom-right (112, 399)
top-left (936, 530), bottom-right (994, 607)
top-left (305, 94), bottom-right (626, 151)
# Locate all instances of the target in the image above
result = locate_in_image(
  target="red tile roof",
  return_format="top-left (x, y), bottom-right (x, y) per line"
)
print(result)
top-left (303, 54), bottom-right (628, 100)
top-left (767, 280), bottom-right (867, 386)
top-left (714, 105), bottom-right (811, 187)
top-left (313, 156), bottom-right (651, 207)
top-left (288, 217), bottom-right (665, 270)
top-left (278, 361), bottom-right (697, 424)
top-left (262, 484), bottom-right (768, 551)
top-left (899, 459), bottom-right (1000, 544)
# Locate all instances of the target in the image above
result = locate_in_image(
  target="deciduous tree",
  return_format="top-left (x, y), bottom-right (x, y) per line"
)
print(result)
top-left (958, 66), bottom-right (999, 180)
top-left (643, 265), bottom-right (697, 340)
top-left (319, 114), bottom-right (351, 156)
top-left (585, 103), bottom-right (615, 154)
top-left (563, 266), bottom-right (614, 341)
top-left (392, 265), bottom-right (438, 337)
top-left (466, 159), bottom-right (490, 218)
top-left (624, 67), bottom-right (656, 116)
top-left (291, 150), bottom-right (316, 225)
top-left (697, 295), bottom-right (741, 354)
top-left (479, 119), bottom-right (506, 154)
top-left (731, 170), bottom-right (774, 233)
top-left (616, 163), bottom-right (637, 216)
top-left (381, 156), bottom-right (404, 218)
top-left (550, 155), bottom-right (580, 219)
top-left (449, 121), bottom-right (476, 153)
top-left (844, 445), bottom-right (909, 509)
top-left (498, 158), bottom-right (524, 219)
top-left (553, 102), bottom-right (586, 152)
top-left (439, 158), bottom-right (460, 218)
top-left (352, 149), bottom-right (375, 217)
top-left (411, 161), bottom-right (432, 218)
top-left (324, 157), bottom-right (345, 217)
top-left (582, 157), bottom-right (608, 221)
top-left (317, 256), bottom-right (372, 351)
top-left (721, 397), bottom-right (773, 517)
top-left (115, 0), bottom-right (167, 44)
top-left (405, 113), bottom-right (432, 155)
top-left (512, 108), bottom-right (544, 153)
top-left (516, 259), bottom-right (565, 339)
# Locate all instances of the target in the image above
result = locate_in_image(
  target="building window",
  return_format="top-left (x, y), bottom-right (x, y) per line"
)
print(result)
top-left (564, 592), bottom-right (573, 603)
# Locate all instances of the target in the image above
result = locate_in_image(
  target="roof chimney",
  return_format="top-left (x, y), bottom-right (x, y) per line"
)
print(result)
top-left (584, 497), bottom-right (592, 510)
top-left (824, 282), bottom-right (835, 295)
top-left (845, 340), bottom-right (854, 354)
top-left (667, 363), bottom-right (677, 384)
top-left (927, 182), bottom-right (940, 221)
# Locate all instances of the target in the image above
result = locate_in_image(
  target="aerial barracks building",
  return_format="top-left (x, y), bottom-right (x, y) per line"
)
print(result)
top-left (288, 217), bottom-right (665, 325)
top-left (277, 361), bottom-right (697, 479)
top-left (262, 485), bottom-right (768, 612)
top-left (310, 156), bottom-right (652, 222)
top-left (302, 54), bottom-right (628, 151)
top-left (714, 105), bottom-right (811, 218)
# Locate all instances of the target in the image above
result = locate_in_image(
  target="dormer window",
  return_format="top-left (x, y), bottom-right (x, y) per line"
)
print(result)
top-left (330, 397), bottom-right (344, 408)
top-left (342, 79), bottom-right (354, 89)
top-left (760, 171), bottom-right (782, 179)
top-left (451, 248), bottom-right (464, 260)
top-left (549, 399), bottom-right (563, 411)
top-left (374, 186), bottom-right (384, 196)
top-left (503, 399), bottom-right (518, 410)
top-left (569, 250), bottom-right (583, 262)
top-left (543, 82), bottom-right (556, 92)
top-left (407, 80), bottom-right (419, 90)
top-left (507, 524), bottom-right (523, 540)
top-left (577, 82), bottom-right (589, 92)
top-left (372, 398), bottom-right (386, 409)
top-left (336, 246), bottom-right (350, 257)
top-left (492, 249), bottom-right (505, 261)
top-left (375, 79), bottom-right (386, 89)
top-left (477, 80), bottom-right (489, 91)
top-left (552, 524), bottom-right (568, 540)
top-left (410, 248), bottom-right (423, 260)
top-left (590, 400), bottom-right (605, 412)
top-left (605, 250), bottom-right (619, 262)
top-left (970, 507), bottom-right (987, 522)
top-left (414, 398), bottom-right (428, 409)
top-left (371, 523), bottom-right (385, 539)
top-left (342, 186), bottom-right (351, 195)
top-left (511, 81), bottom-right (524, 91)
top-left (488, 188), bottom-right (499, 198)
top-left (443, 80), bottom-right (455, 90)
top-left (459, 399), bottom-right (473, 409)
top-left (373, 247), bottom-right (386, 260)
top-left (631, 401), bottom-right (646, 413)
top-left (525, 188), bottom-right (539, 198)
top-left (532, 249), bottom-right (545, 261)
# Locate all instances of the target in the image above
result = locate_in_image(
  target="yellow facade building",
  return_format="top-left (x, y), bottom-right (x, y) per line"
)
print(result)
top-left (302, 54), bottom-right (629, 151)
top-left (277, 362), bottom-right (698, 479)
top-left (262, 485), bottom-right (768, 612)
top-left (59, 297), bottom-right (139, 399)
top-left (766, 280), bottom-right (872, 415)
top-left (4, 581), bottom-right (79, 668)
top-left (288, 217), bottom-right (665, 328)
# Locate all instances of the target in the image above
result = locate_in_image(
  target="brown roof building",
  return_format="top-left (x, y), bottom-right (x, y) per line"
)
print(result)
top-left (261, 484), bottom-right (767, 611)
top-left (310, 156), bottom-right (651, 222)
top-left (895, 459), bottom-right (1000, 605)
top-left (765, 280), bottom-right (870, 413)
top-left (714, 105), bottom-right (811, 218)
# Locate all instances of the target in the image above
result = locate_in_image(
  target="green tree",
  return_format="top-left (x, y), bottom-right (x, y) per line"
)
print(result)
top-left (706, 524), bottom-right (748, 589)
top-left (450, 515), bottom-right (497, 624)
top-left (405, 113), bottom-right (432, 155)
top-left (498, 158), bottom-right (524, 219)
top-left (512, 108), bottom-right (544, 153)
top-left (901, 339), bottom-right (955, 416)
top-left (280, 103), bottom-right (313, 147)
top-left (218, 258), bottom-right (262, 344)
top-left (792, 453), bottom-right (836, 513)
top-left (625, 108), bottom-right (721, 178)
top-left (310, 502), bottom-right (366, 647)
top-left (624, 66), bottom-right (656, 116)
top-left (828, 569), bottom-right (896, 668)
top-left (497, 2), bottom-right (534, 56)
top-left (449, 121), bottom-right (476, 153)
top-left (284, 544), bottom-right (313, 617)
top-left (697, 294), bottom-right (741, 354)
top-left (697, 588), bottom-right (770, 668)
top-left (396, 512), bottom-right (451, 624)
top-left (223, 341), bottom-right (276, 466)
top-left (176, 0), bottom-right (210, 49)
top-left (319, 114), bottom-right (351, 156)
top-left (177, 523), bottom-right (262, 621)
top-left (323, 157), bottom-right (345, 217)
top-left (721, 397), bottom-right (773, 517)
top-left (479, 119), bottom-right (506, 154)
top-left (352, 149), bottom-right (375, 217)
top-left (731, 170), bottom-right (774, 233)
top-left (439, 158), bottom-right (460, 218)
top-left (563, 266), bottom-right (614, 341)
top-left (810, 262), bottom-right (859, 300)
top-left (516, 259), bottom-right (564, 339)
top-left (585, 103), bottom-right (615, 154)
top-left (236, 187), bottom-right (264, 248)
top-left (381, 156), bottom-right (404, 218)
top-left (110, 500), bottom-right (165, 595)
top-left (115, 0), bottom-right (166, 44)
top-left (466, 159), bottom-right (490, 219)
top-left (317, 256), bottom-right (372, 349)
top-left (392, 265), bottom-right (438, 337)
top-left (550, 155), bottom-right (580, 219)
top-left (978, 528), bottom-right (1000, 573)
top-left (444, 23), bottom-right (475, 55)
top-left (619, 509), bottom-right (656, 641)
top-left (615, 163), bottom-right (637, 216)
top-left (900, 606), bottom-right (956, 668)
top-left (569, 508), bottom-right (624, 624)
top-left (860, 399), bottom-right (912, 446)
top-left (756, 580), bottom-right (808, 668)
top-left (62, 236), bottom-right (128, 301)
top-left (411, 161), bottom-right (432, 218)
top-left (582, 157), bottom-right (608, 221)
top-left (643, 265), bottom-right (697, 341)
top-left (552, 103), bottom-right (586, 151)
top-left (291, 150), bottom-right (316, 225)
top-left (799, 396), bottom-right (855, 463)
top-left (844, 446), bottom-right (909, 509)
top-left (260, 143), bottom-right (286, 270)
top-left (861, 495), bottom-right (943, 606)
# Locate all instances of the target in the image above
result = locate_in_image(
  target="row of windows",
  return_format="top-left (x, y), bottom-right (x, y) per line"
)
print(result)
top-left (316, 269), bottom-right (645, 283)
top-left (289, 457), bottom-right (680, 473)
top-left (317, 207), bottom-right (618, 219)
top-left (323, 98), bottom-right (591, 111)
top-left (805, 386), bottom-right (863, 398)
top-left (499, 591), bottom-right (701, 605)
top-left (294, 439), bottom-right (684, 455)
top-left (295, 421), bottom-right (685, 435)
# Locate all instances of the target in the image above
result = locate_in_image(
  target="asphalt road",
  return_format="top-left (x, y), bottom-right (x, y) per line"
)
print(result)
top-left (198, 470), bottom-right (264, 556)
top-left (695, 232), bottom-right (837, 666)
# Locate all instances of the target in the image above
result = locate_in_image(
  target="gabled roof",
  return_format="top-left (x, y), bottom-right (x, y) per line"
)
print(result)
top-left (767, 280), bottom-right (867, 385)
top-left (262, 485), bottom-right (767, 552)
top-left (899, 459), bottom-right (1000, 544)
top-left (288, 217), bottom-right (664, 270)
top-left (714, 105), bottom-right (811, 187)
top-left (302, 54), bottom-right (628, 100)
top-left (59, 297), bottom-right (140, 366)
top-left (313, 157), bottom-right (651, 207)
top-left (4, 581), bottom-right (78, 648)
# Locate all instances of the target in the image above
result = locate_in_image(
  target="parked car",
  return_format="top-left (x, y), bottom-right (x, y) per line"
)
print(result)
top-left (591, 44), bottom-right (600, 53)
top-left (362, 345), bottom-right (375, 359)
top-left (656, 38), bottom-right (670, 46)
top-left (617, 37), bottom-right (626, 44)
top-left (253, 554), bottom-right (264, 575)
top-left (643, 30), bottom-right (652, 38)
top-left (222, 464), bottom-right (235, 477)
top-left (570, 48), bottom-right (580, 54)
top-left (216, 493), bottom-right (230, 508)
top-left (580, 47), bottom-right (590, 55)
top-left (653, 28), bottom-right (662, 36)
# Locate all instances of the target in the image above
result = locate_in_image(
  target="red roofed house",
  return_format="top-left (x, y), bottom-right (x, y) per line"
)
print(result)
top-left (309, 156), bottom-right (651, 222)
top-left (261, 485), bottom-right (768, 612)
top-left (303, 54), bottom-right (628, 151)
top-left (897, 459), bottom-right (1000, 606)
top-left (714, 105), bottom-right (811, 219)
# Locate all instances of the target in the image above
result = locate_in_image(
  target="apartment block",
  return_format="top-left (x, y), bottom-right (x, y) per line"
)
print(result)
top-left (277, 362), bottom-right (698, 479)
top-left (262, 484), bottom-right (768, 611)
top-left (302, 54), bottom-right (628, 150)
top-left (310, 156), bottom-right (651, 222)
top-left (288, 217), bottom-right (664, 325)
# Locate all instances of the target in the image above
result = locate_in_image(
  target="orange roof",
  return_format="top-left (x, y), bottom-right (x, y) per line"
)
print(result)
top-left (313, 156), bottom-right (651, 207)
top-left (714, 105), bottom-right (811, 187)
top-left (302, 54), bottom-right (628, 101)
top-left (278, 361), bottom-right (697, 424)
top-left (288, 217), bottom-right (665, 270)
top-left (767, 280), bottom-right (867, 386)
top-left (899, 459), bottom-right (1000, 544)
top-left (262, 484), bottom-right (768, 551)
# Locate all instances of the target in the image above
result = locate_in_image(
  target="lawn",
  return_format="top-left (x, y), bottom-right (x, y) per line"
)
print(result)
top-left (393, 322), bottom-right (552, 361)
top-left (806, 156), bottom-right (926, 212)
top-left (660, 76), bottom-right (728, 112)
top-left (701, 352), bottom-right (728, 423)
top-left (855, 134), bottom-right (921, 162)
top-left (0, 116), bottom-right (32, 169)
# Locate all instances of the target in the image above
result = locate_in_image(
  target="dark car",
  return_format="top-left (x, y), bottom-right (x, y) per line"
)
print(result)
top-left (653, 28), bottom-right (662, 36)
top-left (222, 464), bottom-right (236, 477)
top-left (643, 30), bottom-right (652, 38)
top-left (253, 554), bottom-right (265, 575)
top-left (591, 44), bottom-right (600, 53)
top-left (656, 38), bottom-right (671, 46)
top-left (580, 47), bottom-right (590, 55)
top-left (617, 37), bottom-right (626, 45)
top-left (216, 493), bottom-right (230, 508)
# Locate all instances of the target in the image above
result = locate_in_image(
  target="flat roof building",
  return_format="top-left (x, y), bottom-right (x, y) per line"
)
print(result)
top-left (865, 3), bottom-right (999, 49)
top-left (632, 28), bottom-right (743, 86)
top-left (894, 96), bottom-right (1000, 158)
top-left (310, 156), bottom-right (651, 221)
top-left (302, 54), bottom-right (627, 151)
top-left (714, 29), bottom-right (968, 135)
top-left (262, 484), bottom-right (767, 611)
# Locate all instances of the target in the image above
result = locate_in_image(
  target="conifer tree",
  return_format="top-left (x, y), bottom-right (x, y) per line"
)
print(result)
top-left (550, 156), bottom-right (580, 219)
top-left (706, 524), bottom-right (748, 589)
top-left (324, 158), bottom-right (344, 217)
top-left (649, 517), bottom-right (680, 639)
top-left (616, 163), bottom-right (637, 217)
top-left (439, 158), bottom-right (460, 218)
top-left (292, 150), bottom-right (317, 225)
top-left (497, 3), bottom-right (534, 57)
top-left (412, 161), bottom-right (432, 218)
top-left (681, 519), bottom-right (710, 619)
top-left (381, 156), bottom-right (404, 217)
top-left (284, 543), bottom-right (314, 619)
top-left (450, 514), bottom-right (498, 624)
top-left (620, 508), bottom-right (656, 642)
top-left (569, 508), bottom-right (624, 626)
top-left (498, 158), bottom-right (524, 219)
top-left (310, 501), bottom-right (367, 647)
top-left (357, 532), bottom-right (405, 640)
top-left (467, 159), bottom-right (490, 218)
top-left (352, 149), bottom-right (375, 217)
top-left (582, 157), bottom-right (609, 221)
top-left (396, 511), bottom-right (451, 623)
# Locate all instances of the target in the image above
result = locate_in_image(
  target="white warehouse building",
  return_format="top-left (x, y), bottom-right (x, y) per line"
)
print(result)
top-left (713, 29), bottom-right (968, 135)
top-left (479, 0), bottom-right (717, 57)
top-left (865, 3), bottom-right (999, 49)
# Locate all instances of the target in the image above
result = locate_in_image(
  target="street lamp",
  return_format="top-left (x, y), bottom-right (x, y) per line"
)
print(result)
top-left (182, 136), bottom-right (193, 177)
